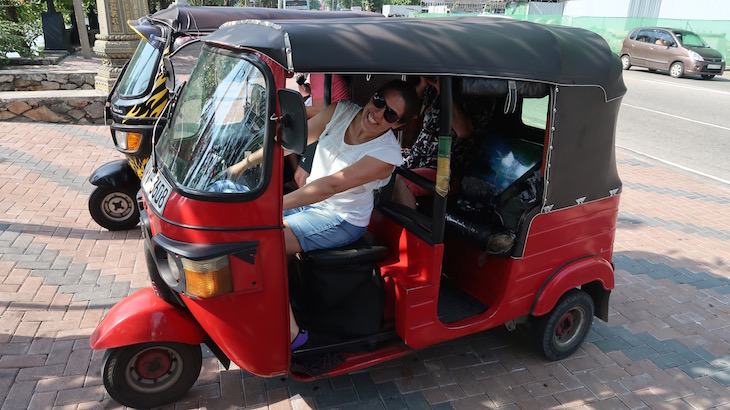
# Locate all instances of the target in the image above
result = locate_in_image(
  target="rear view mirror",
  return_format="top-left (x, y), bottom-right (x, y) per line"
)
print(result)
top-left (277, 89), bottom-right (307, 155)
top-left (163, 56), bottom-right (175, 93)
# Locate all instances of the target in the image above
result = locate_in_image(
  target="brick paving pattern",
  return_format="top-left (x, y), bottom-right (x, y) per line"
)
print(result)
top-left (1, 121), bottom-right (729, 409)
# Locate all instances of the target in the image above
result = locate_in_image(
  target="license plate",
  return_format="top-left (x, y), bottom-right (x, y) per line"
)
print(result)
top-left (707, 64), bottom-right (721, 70)
top-left (142, 168), bottom-right (172, 214)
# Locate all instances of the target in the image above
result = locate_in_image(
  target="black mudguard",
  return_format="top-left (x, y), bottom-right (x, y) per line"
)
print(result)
top-left (89, 159), bottom-right (140, 191)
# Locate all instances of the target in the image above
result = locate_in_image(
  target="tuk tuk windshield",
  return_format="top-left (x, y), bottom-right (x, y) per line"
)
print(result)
top-left (117, 40), bottom-right (162, 98)
top-left (156, 49), bottom-right (267, 194)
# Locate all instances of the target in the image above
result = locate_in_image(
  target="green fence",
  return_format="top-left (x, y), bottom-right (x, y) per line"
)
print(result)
top-left (504, 6), bottom-right (729, 59)
top-left (417, 7), bottom-right (729, 61)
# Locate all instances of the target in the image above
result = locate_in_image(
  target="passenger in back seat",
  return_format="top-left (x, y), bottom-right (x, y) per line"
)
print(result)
top-left (394, 76), bottom-right (493, 209)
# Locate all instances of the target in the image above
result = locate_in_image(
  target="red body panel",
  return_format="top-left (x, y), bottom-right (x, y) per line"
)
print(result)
top-left (369, 195), bottom-right (619, 350)
top-left (89, 288), bottom-right (206, 349)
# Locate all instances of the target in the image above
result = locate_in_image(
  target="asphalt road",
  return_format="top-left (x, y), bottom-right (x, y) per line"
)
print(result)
top-left (616, 68), bottom-right (730, 189)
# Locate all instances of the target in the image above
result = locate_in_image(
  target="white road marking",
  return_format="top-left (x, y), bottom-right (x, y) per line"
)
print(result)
top-left (621, 103), bottom-right (730, 132)
top-left (642, 79), bottom-right (730, 96)
top-left (617, 144), bottom-right (730, 186)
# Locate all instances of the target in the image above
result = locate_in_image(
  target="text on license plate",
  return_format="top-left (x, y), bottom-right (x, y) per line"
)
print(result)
top-left (707, 64), bottom-right (721, 70)
top-left (142, 170), bottom-right (172, 214)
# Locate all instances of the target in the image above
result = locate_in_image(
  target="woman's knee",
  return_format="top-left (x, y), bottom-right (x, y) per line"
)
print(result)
top-left (283, 221), bottom-right (303, 254)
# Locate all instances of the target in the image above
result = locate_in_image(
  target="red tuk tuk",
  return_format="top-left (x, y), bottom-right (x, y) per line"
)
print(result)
top-left (90, 16), bottom-right (625, 408)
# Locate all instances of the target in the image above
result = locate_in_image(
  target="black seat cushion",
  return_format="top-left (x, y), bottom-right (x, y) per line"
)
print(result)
top-left (304, 233), bottom-right (390, 267)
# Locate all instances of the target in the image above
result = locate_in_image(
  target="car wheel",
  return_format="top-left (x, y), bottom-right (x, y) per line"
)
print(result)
top-left (102, 342), bottom-right (202, 409)
top-left (88, 187), bottom-right (140, 231)
top-left (701, 74), bottom-right (715, 80)
top-left (620, 55), bottom-right (631, 70)
top-left (669, 62), bottom-right (684, 78)
top-left (533, 289), bottom-right (595, 361)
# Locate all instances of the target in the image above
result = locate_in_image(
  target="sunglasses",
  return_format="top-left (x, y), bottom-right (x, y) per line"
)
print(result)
top-left (372, 91), bottom-right (401, 124)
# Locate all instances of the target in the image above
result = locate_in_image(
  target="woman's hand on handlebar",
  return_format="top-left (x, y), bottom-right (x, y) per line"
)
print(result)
top-left (226, 157), bottom-right (249, 180)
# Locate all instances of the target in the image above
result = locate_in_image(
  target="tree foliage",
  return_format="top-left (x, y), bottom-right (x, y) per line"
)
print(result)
top-left (1, 0), bottom-right (44, 63)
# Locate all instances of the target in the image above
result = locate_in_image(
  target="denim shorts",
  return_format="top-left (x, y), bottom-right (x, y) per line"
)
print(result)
top-left (283, 205), bottom-right (367, 252)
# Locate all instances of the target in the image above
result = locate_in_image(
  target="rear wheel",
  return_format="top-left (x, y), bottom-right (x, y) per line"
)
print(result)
top-left (620, 55), bottom-right (631, 70)
top-left (102, 342), bottom-right (202, 409)
top-left (701, 74), bottom-right (715, 80)
top-left (89, 187), bottom-right (139, 230)
top-left (669, 62), bottom-right (684, 78)
top-left (533, 289), bottom-right (594, 361)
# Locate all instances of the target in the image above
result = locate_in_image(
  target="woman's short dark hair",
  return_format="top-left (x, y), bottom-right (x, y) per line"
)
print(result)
top-left (379, 80), bottom-right (420, 124)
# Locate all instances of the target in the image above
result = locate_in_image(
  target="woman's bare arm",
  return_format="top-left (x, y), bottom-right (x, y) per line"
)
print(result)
top-left (283, 156), bottom-right (394, 210)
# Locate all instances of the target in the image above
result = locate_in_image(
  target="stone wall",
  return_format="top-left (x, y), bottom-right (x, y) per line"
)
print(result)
top-left (0, 91), bottom-right (107, 124)
top-left (0, 71), bottom-right (95, 91)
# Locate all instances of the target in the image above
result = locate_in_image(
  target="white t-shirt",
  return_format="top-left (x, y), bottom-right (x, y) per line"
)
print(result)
top-left (306, 101), bottom-right (403, 226)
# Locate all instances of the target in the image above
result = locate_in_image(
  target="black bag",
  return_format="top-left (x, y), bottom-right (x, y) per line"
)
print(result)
top-left (293, 263), bottom-right (385, 340)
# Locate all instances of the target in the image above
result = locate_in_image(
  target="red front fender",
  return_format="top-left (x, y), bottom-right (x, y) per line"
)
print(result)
top-left (531, 256), bottom-right (615, 317)
top-left (90, 288), bottom-right (206, 350)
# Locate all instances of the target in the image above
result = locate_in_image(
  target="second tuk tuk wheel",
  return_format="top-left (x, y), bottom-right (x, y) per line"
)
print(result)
top-left (88, 187), bottom-right (140, 231)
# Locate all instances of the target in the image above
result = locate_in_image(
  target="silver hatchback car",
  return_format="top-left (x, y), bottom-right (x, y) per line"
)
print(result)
top-left (620, 27), bottom-right (726, 79)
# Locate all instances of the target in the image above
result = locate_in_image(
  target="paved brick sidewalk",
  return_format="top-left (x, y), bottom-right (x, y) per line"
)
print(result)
top-left (1, 122), bottom-right (729, 409)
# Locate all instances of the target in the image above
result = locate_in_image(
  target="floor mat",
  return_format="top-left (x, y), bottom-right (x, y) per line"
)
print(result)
top-left (437, 279), bottom-right (488, 323)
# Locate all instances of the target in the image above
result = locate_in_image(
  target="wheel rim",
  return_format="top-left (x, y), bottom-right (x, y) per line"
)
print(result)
top-left (101, 191), bottom-right (134, 222)
top-left (670, 64), bottom-right (682, 77)
top-left (621, 56), bottom-right (629, 69)
top-left (125, 346), bottom-right (184, 394)
top-left (553, 306), bottom-right (587, 348)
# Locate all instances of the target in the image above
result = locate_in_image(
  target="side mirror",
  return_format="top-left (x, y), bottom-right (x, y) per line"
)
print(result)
top-left (277, 88), bottom-right (307, 155)
top-left (163, 56), bottom-right (175, 93)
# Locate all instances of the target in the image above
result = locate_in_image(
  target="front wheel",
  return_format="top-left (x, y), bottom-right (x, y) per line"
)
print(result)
top-left (533, 289), bottom-right (595, 361)
top-left (701, 74), bottom-right (715, 80)
top-left (102, 342), bottom-right (202, 409)
top-left (89, 187), bottom-right (139, 231)
top-left (669, 62), bottom-right (684, 78)
top-left (620, 55), bottom-right (631, 70)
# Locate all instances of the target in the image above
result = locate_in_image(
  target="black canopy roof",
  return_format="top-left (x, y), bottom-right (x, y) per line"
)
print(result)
top-left (130, 5), bottom-right (379, 35)
top-left (204, 17), bottom-right (626, 101)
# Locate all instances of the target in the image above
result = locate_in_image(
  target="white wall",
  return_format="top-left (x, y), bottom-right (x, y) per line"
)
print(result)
top-left (659, 0), bottom-right (730, 20)
top-left (559, 0), bottom-right (730, 20)
top-left (562, 0), bottom-right (631, 18)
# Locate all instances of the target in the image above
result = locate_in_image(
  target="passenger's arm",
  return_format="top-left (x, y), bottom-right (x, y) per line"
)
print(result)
top-left (451, 103), bottom-right (474, 139)
top-left (306, 99), bottom-right (325, 119)
top-left (283, 156), bottom-right (394, 210)
top-left (427, 78), bottom-right (474, 139)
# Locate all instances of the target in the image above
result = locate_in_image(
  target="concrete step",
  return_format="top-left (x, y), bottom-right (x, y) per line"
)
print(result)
top-left (0, 89), bottom-right (107, 124)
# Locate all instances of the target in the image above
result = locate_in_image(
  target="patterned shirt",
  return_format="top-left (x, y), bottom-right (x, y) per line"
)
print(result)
top-left (402, 85), bottom-right (442, 170)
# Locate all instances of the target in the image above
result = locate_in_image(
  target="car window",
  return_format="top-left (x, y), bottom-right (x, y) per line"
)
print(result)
top-left (630, 30), bottom-right (638, 40)
top-left (635, 29), bottom-right (654, 43)
top-left (654, 31), bottom-right (675, 47)
top-left (674, 32), bottom-right (708, 47)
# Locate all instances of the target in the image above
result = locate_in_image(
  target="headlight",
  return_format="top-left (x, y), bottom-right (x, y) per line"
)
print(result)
top-left (115, 130), bottom-right (143, 151)
top-left (689, 50), bottom-right (704, 61)
top-left (182, 255), bottom-right (233, 298)
top-left (167, 255), bottom-right (182, 281)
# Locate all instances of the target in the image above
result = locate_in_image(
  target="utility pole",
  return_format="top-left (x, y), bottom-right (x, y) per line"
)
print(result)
top-left (72, 0), bottom-right (91, 58)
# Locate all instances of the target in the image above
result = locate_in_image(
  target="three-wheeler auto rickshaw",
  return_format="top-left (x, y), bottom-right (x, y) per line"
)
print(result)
top-left (90, 16), bottom-right (626, 408)
top-left (87, 5), bottom-right (377, 230)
